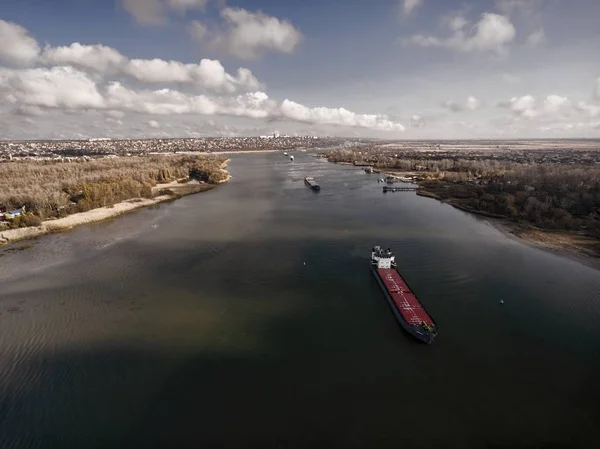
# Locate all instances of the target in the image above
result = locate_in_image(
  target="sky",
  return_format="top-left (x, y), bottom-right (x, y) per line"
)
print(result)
top-left (0, 0), bottom-right (599, 139)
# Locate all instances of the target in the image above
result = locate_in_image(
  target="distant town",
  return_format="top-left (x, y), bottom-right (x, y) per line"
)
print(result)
top-left (0, 135), bottom-right (360, 161)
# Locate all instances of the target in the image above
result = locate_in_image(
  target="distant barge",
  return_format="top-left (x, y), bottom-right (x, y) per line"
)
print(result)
top-left (371, 246), bottom-right (438, 344)
top-left (304, 176), bottom-right (321, 191)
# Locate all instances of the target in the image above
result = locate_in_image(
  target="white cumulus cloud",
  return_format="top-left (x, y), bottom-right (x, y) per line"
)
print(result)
top-left (42, 43), bottom-right (127, 73)
top-left (576, 101), bottom-right (600, 118)
top-left (101, 83), bottom-right (404, 131)
top-left (0, 66), bottom-right (105, 109)
top-left (543, 94), bottom-right (570, 113)
top-left (0, 16), bottom-right (413, 136)
top-left (123, 58), bottom-right (262, 92)
top-left (279, 100), bottom-right (405, 131)
top-left (504, 94), bottom-right (572, 118)
top-left (0, 19), bottom-right (41, 65)
top-left (405, 13), bottom-right (516, 54)
top-left (211, 7), bottom-right (302, 60)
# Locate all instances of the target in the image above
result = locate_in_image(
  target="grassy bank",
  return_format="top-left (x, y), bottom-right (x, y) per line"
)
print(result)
top-left (0, 155), bottom-right (229, 245)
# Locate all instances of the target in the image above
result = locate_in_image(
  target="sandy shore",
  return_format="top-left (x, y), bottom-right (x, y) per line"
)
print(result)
top-left (150, 150), bottom-right (282, 156)
top-left (0, 160), bottom-right (230, 246)
top-left (0, 195), bottom-right (173, 245)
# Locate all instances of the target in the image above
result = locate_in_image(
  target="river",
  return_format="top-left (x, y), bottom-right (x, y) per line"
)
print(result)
top-left (1, 152), bottom-right (599, 449)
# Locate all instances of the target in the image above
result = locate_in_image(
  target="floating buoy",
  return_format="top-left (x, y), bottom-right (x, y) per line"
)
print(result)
top-left (499, 300), bottom-right (504, 304)
top-left (303, 262), bottom-right (306, 265)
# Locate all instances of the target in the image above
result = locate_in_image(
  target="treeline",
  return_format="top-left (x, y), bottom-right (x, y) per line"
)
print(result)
top-left (326, 149), bottom-right (600, 235)
top-left (0, 155), bottom-right (227, 223)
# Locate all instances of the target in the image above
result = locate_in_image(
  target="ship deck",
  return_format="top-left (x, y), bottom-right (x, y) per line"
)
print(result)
top-left (377, 268), bottom-right (434, 326)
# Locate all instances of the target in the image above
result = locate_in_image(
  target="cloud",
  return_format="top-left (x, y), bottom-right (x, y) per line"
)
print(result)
top-left (0, 18), bottom-right (263, 94)
top-left (512, 96), bottom-right (536, 117)
top-left (42, 43), bottom-right (127, 72)
top-left (503, 94), bottom-right (573, 118)
top-left (106, 110), bottom-right (125, 119)
top-left (121, 0), bottom-right (210, 25)
top-left (279, 100), bottom-right (405, 131)
top-left (0, 16), bottom-right (411, 136)
top-left (166, 0), bottom-right (208, 13)
top-left (543, 94), bottom-right (569, 113)
top-left (443, 101), bottom-right (463, 112)
top-left (38, 40), bottom-right (262, 93)
top-left (89, 82), bottom-right (403, 131)
top-left (189, 20), bottom-right (207, 41)
top-left (443, 96), bottom-right (482, 112)
top-left (0, 19), bottom-right (41, 65)
top-left (0, 66), bottom-right (105, 109)
top-left (405, 13), bottom-right (516, 54)
top-left (411, 114), bottom-right (426, 128)
top-left (576, 101), bottom-right (600, 118)
top-left (526, 28), bottom-right (545, 47)
top-left (123, 58), bottom-right (262, 92)
top-left (13, 105), bottom-right (46, 116)
top-left (122, 0), bottom-right (166, 26)
top-left (211, 7), bottom-right (302, 59)
top-left (466, 96), bottom-right (482, 110)
top-left (105, 82), bottom-right (215, 115)
top-left (123, 59), bottom-right (196, 84)
top-left (402, 0), bottom-right (424, 16)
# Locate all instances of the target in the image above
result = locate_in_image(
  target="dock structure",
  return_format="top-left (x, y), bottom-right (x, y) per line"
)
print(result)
top-left (383, 186), bottom-right (418, 192)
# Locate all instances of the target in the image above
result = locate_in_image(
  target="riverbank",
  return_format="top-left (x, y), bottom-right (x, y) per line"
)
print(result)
top-left (415, 184), bottom-right (600, 266)
top-left (365, 163), bottom-right (600, 266)
top-left (0, 159), bottom-right (230, 246)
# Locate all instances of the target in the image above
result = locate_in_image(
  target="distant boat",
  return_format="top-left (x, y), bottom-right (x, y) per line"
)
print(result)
top-left (304, 176), bottom-right (320, 191)
top-left (290, 155), bottom-right (294, 161)
top-left (284, 152), bottom-right (288, 156)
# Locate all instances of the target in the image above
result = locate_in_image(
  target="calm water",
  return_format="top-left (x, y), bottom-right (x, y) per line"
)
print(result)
top-left (1, 152), bottom-right (599, 449)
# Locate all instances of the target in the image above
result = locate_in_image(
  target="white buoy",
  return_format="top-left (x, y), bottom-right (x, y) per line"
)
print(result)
top-left (303, 262), bottom-right (306, 265)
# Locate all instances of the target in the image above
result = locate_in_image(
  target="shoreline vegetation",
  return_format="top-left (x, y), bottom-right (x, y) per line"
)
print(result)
top-left (1, 155), bottom-right (230, 246)
top-left (322, 147), bottom-right (600, 264)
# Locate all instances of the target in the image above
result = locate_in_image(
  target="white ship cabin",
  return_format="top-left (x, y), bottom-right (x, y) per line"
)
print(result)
top-left (371, 246), bottom-right (396, 268)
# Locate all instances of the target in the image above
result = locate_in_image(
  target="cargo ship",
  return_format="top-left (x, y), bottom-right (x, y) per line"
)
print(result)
top-left (304, 176), bottom-right (320, 191)
top-left (371, 246), bottom-right (438, 344)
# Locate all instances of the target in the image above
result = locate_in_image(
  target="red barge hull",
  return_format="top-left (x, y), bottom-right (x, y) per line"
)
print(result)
top-left (371, 265), bottom-right (438, 344)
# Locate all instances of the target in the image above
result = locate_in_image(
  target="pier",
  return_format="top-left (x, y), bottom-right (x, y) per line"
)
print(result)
top-left (383, 186), bottom-right (418, 192)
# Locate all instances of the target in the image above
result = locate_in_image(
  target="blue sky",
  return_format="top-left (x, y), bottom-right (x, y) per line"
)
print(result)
top-left (0, 0), bottom-right (599, 139)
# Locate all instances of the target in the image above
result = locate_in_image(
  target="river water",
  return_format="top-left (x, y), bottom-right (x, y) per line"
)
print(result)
top-left (1, 152), bottom-right (599, 449)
